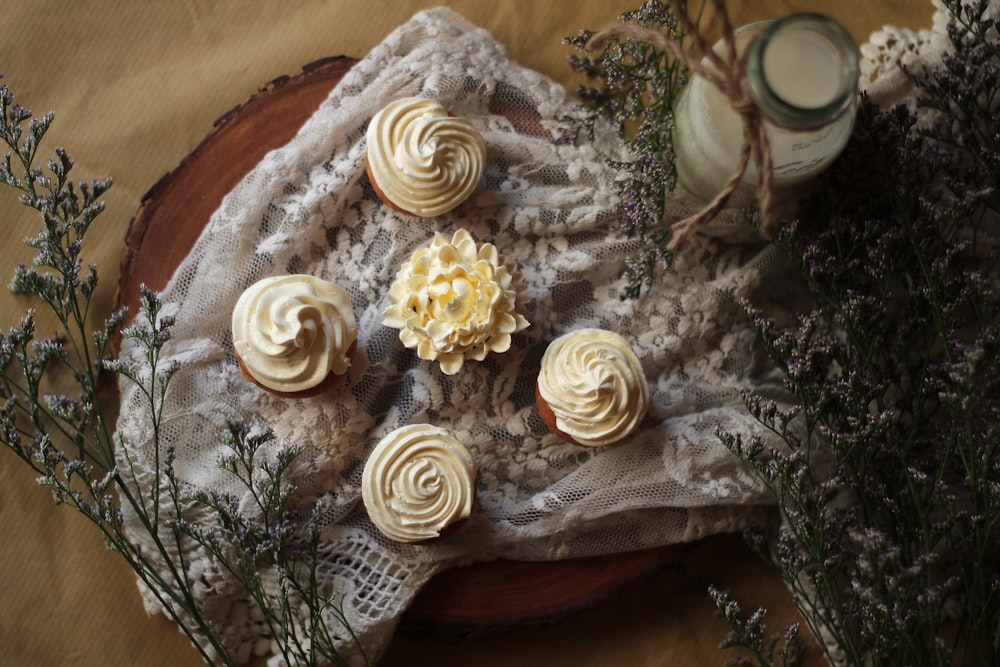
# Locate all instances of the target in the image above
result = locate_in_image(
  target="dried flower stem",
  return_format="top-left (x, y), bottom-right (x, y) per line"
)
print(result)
top-left (1, 76), bottom-right (365, 666)
top-left (564, 0), bottom-right (693, 297)
top-left (570, 1), bottom-right (999, 665)
top-left (588, 0), bottom-right (777, 250)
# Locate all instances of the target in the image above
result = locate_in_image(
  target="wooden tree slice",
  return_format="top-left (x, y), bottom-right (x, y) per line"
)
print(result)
top-left (114, 56), bottom-right (679, 635)
top-left (401, 543), bottom-right (684, 638)
top-left (116, 56), bottom-right (358, 317)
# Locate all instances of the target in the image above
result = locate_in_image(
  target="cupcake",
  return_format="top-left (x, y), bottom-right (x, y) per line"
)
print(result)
top-left (362, 424), bottom-right (477, 544)
top-left (382, 228), bottom-right (529, 375)
top-left (231, 274), bottom-right (357, 398)
top-left (535, 328), bottom-right (649, 447)
top-left (365, 97), bottom-right (486, 217)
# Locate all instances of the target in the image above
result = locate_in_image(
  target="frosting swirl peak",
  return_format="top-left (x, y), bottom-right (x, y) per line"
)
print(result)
top-left (232, 275), bottom-right (357, 393)
top-left (537, 328), bottom-right (649, 447)
top-left (362, 424), bottom-right (476, 543)
top-left (366, 97), bottom-right (486, 217)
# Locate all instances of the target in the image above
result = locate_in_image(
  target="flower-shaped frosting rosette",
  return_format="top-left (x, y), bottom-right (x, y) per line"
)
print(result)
top-left (383, 228), bottom-right (529, 375)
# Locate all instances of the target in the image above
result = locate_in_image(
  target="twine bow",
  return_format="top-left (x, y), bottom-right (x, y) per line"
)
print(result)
top-left (588, 0), bottom-right (777, 251)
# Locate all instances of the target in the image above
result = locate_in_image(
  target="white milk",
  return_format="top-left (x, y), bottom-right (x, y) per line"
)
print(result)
top-left (673, 15), bottom-right (858, 205)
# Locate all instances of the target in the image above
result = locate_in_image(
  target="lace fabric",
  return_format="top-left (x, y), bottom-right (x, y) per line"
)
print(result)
top-left (114, 5), bottom-right (949, 664)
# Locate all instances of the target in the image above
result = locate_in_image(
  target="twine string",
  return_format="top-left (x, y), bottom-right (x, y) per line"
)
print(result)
top-left (587, 0), bottom-right (777, 252)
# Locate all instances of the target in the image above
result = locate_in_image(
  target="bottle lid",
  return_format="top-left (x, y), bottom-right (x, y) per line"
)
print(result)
top-left (746, 13), bottom-right (859, 129)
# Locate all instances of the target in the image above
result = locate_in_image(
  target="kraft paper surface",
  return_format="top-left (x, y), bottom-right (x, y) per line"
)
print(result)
top-left (0, 2), bottom-right (932, 665)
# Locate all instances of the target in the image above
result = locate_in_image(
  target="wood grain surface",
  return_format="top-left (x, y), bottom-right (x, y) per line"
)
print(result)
top-left (114, 55), bottom-right (687, 634)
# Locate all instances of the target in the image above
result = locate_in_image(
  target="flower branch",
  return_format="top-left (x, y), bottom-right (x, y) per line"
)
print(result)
top-left (1, 76), bottom-right (366, 665)
top-left (569, 1), bottom-right (998, 665)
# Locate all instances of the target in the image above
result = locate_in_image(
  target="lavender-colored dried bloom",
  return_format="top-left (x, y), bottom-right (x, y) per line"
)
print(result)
top-left (1, 73), bottom-right (367, 664)
top-left (716, 8), bottom-right (1000, 663)
top-left (563, 0), bottom-right (688, 296)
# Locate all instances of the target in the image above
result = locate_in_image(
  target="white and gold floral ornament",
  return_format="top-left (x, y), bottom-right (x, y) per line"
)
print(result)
top-left (383, 228), bottom-right (529, 375)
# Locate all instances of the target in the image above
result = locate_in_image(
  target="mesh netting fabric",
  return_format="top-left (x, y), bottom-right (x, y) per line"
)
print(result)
top-left (114, 5), bottom-right (949, 664)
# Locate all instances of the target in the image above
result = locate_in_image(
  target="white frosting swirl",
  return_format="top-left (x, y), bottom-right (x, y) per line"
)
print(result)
top-left (362, 424), bottom-right (476, 543)
top-left (383, 228), bottom-right (529, 375)
top-left (537, 328), bottom-right (649, 447)
top-left (366, 97), bottom-right (486, 217)
top-left (231, 275), bottom-right (357, 393)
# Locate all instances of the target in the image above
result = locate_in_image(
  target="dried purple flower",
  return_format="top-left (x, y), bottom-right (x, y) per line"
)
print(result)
top-left (564, 0), bottom-right (689, 297)
top-left (714, 4), bottom-right (1000, 664)
top-left (1, 76), bottom-right (366, 665)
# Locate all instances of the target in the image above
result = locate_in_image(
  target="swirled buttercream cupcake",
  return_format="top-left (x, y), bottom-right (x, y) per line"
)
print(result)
top-left (362, 424), bottom-right (477, 543)
top-left (365, 97), bottom-right (486, 217)
top-left (535, 328), bottom-right (649, 447)
top-left (232, 274), bottom-right (357, 398)
top-left (383, 228), bottom-right (529, 375)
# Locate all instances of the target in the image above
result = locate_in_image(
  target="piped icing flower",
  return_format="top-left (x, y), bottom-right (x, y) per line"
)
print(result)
top-left (537, 328), bottom-right (649, 447)
top-left (231, 275), bottom-right (357, 393)
top-left (365, 97), bottom-right (486, 217)
top-left (362, 424), bottom-right (476, 543)
top-left (383, 228), bottom-right (529, 375)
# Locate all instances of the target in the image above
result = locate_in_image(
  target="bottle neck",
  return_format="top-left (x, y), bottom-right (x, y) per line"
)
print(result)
top-left (745, 13), bottom-right (859, 130)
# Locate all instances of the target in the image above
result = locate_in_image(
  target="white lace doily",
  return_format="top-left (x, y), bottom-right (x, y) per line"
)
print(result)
top-left (114, 4), bottom-right (954, 664)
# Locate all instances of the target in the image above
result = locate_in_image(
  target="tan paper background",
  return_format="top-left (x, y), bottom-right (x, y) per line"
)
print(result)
top-left (0, 1), bottom-right (932, 665)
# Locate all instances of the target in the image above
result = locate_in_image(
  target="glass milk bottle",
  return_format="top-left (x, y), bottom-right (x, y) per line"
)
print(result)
top-left (672, 13), bottom-right (860, 205)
